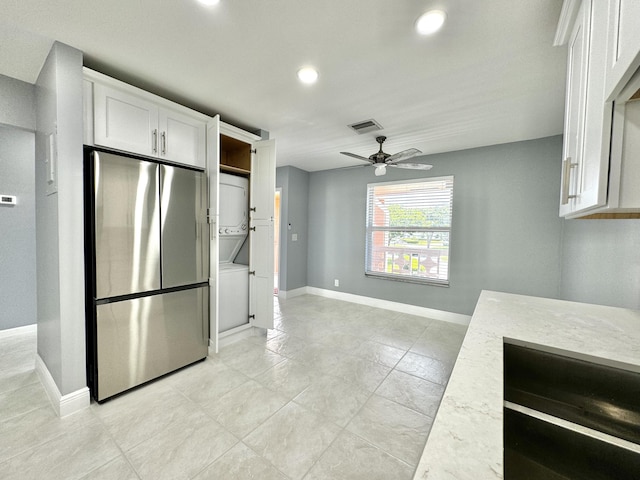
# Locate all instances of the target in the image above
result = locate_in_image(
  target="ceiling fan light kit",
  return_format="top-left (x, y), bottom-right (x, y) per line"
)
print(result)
top-left (340, 136), bottom-right (432, 176)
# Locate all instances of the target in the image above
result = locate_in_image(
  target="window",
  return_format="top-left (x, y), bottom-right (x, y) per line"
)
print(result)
top-left (365, 176), bottom-right (453, 285)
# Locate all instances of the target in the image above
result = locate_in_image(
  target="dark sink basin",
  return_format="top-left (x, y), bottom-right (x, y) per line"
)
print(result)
top-left (504, 342), bottom-right (640, 444)
top-left (503, 341), bottom-right (640, 480)
top-left (504, 408), bottom-right (640, 480)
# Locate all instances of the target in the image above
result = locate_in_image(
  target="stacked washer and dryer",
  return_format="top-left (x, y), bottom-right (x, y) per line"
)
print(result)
top-left (218, 173), bottom-right (250, 333)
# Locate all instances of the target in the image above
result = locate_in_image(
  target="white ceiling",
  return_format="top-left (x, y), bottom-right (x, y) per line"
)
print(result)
top-left (0, 0), bottom-right (566, 172)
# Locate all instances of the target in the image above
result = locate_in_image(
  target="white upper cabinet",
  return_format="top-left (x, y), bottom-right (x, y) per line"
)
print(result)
top-left (158, 107), bottom-right (206, 168)
top-left (556, 0), bottom-right (611, 217)
top-left (85, 69), bottom-right (207, 169)
top-left (93, 82), bottom-right (159, 157)
top-left (604, 0), bottom-right (640, 100)
top-left (556, 0), bottom-right (640, 218)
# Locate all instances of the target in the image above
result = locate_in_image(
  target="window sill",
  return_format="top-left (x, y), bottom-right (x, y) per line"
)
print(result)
top-left (365, 272), bottom-right (449, 287)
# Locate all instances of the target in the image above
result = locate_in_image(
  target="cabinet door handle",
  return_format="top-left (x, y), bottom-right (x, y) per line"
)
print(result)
top-left (152, 129), bottom-right (158, 153)
top-left (161, 131), bottom-right (166, 155)
top-left (561, 157), bottom-right (577, 205)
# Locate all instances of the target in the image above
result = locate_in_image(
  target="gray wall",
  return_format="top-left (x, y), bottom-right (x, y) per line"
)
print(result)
top-left (35, 42), bottom-right (86, 396)
top-left (0, 125), bottom-right (37, 329)
top-left (307, 136), bottom-right (564, 316)
top-left (0, 74), bottom-right (36, 131)
top-left (560, 219), bottom-right (640, 309)
top-left (276, 166), bottom-right (309, 292)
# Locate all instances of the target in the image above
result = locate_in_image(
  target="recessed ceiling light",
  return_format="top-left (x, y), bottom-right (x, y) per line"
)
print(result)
top-left (297, 67), bottom-right (319, 85)
top-left (415, 10), bottom-right (446, 35)
top-left (197, 0), bottom-right (220, 6)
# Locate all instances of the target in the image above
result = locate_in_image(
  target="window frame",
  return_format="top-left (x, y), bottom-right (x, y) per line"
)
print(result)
top-left (364, 175), bottom-right (454, 286)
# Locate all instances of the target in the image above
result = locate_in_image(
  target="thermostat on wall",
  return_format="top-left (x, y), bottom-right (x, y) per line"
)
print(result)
top-left (1, 195), bottom-right (17, 205)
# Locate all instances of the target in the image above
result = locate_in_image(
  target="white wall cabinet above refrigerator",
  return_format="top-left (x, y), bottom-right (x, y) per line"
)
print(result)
top-left (83, 69), bottom-right (207, 169)
top-left (555, 0), bottom-right (640, 218)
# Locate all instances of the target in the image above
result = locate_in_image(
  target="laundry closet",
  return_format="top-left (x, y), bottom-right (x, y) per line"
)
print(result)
top-left (208, 121), bottom-right (276, 351)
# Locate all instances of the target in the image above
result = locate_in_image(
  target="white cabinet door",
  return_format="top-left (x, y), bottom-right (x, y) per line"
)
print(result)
top-left (251, 140), bottom-right (276, 220)
top-left (93, 83), bottom-right (158, 157)
top-left (559, 0), bottom-right (611, 218)
top-left (559, 0), bottom-right (590, 217)
top-left (249, 220), bottom-right (274, 330)
top-left (572, 0), bottom-right (611, 215)
top-left (249, 139), bottom-right (276, 330)
top-left (605, 0), bottom-right (640, 99)
top-left (159, 107), bottom-right (206, 169)
top-left (206, 115), bottom-right (220, 352)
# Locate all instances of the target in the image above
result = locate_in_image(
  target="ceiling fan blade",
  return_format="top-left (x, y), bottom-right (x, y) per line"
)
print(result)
top-left (388, 163), bottom-right (433, 170)
top-left (334, 164), bottom-right (370, 171)
top-left (386, 148), bottom-right (422, 164)
top-left (340, 151), bottom-right (372, 163)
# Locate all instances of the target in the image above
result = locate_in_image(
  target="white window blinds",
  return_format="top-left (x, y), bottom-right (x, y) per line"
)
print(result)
top-left (365, 176), bottom-right (454, 285)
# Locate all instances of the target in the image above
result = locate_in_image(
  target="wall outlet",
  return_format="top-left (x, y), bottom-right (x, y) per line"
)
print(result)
top-left (334, 279), bottom-right (339, 287)
top-left (292, 233), bottom-right (298, 242)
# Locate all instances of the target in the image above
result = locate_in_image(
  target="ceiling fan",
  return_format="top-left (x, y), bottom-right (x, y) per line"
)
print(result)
top-left (340, 136), bottom-right (432, 176)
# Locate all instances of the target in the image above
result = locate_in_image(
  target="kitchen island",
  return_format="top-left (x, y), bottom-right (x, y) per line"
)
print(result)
top-left (413, 290), bottom-right (640, 479)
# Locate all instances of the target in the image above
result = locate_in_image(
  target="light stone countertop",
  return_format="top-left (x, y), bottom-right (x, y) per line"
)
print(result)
top-left (412, 290), bottom-right (640, 480)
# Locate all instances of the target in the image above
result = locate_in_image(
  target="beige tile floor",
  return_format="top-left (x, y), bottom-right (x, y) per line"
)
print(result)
top-left (0, 295), bottom-right (467, 480)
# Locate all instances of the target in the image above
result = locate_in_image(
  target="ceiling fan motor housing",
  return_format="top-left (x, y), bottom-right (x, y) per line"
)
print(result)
top-left (370, 136), bottom-right (390, 163)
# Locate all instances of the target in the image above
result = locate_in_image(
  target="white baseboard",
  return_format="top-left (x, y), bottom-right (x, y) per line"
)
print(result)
top-left (305, 287), bottom-right (471, 326)
top-left (209, 326), bottom-right (265, 353)
top-left (35, 354), bottom-right (90, 417)
top-left (278, 287), bottom-right (308, 299)
top-left (0, 324), bottom-right (37, 339)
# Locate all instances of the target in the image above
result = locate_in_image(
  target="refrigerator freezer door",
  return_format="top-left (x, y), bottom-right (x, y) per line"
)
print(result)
top-left (94, 152), bottom-right (160, 299)
top-left (95, 287), bottom-right (208, 401)
top-left (160, 165), bottom-right (208, 288)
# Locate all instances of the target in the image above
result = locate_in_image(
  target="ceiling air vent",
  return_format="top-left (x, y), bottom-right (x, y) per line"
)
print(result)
top-left (348, 119), bottom-right (383, 134)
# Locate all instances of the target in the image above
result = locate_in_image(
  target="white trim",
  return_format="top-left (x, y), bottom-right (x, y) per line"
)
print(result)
top-left (35, 354), bottom-right (90, 417)
top-left (220, 121), bottom-right (261, 143)
top-left (305, 287), bottom-right (471, 326)
top-left (208, 337), bottom-right (218, 354)
top-left (0, 324), bottom-right (36, 339)
top-left (214, 326), bottom-right (261, 350)
top-left (554, 0), bottom-right (581, 46)
top-left (220, 323), bottom-right (252, 339)
top-left (278, 287), bottom-right (308, 299)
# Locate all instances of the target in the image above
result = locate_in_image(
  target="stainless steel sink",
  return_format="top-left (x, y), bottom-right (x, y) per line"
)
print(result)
top-left (503, 342), bottom-right (640, 479)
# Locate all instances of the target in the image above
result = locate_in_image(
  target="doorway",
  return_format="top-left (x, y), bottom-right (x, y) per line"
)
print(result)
top-left (0, 125), bottom-right (37, 331)
top-left (274, 188), bottom-right (281, 295)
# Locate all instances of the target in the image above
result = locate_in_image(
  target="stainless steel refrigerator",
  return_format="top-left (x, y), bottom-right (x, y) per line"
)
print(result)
top-left (84, 150), bottom-right (209, 402)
